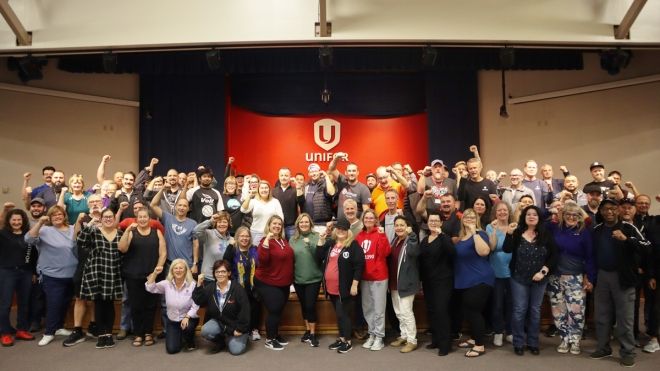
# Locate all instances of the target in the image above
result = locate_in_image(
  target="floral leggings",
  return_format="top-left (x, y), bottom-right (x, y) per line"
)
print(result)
top-left (548, 274), bottom-right (585, 345)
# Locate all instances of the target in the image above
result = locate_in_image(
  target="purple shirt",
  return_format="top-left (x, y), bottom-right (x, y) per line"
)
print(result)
top-left (145, 280), bottom-right (199, 321)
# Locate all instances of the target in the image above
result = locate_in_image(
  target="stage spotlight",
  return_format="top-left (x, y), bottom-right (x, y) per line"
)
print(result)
top-left (320, 87), bottom-right (331, 104)
top-left (421, 46), bottom-right (437, 67)
top-left (600, 49), bottom-right (631, 75)
top-left (7, 56), bottom-right (47, 83)
top-left (206, 49), bottom-right (222, 71)
top-left (319, 46), bottom-right (333, 70)
top-left (102, 52), bottom-right (117, 73)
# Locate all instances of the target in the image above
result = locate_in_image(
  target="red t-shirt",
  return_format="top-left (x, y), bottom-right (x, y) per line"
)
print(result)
top-left (118, 218), bottom-right (165, 234)
top-left (356, 229), bottom-right (391, 281)
top-left (324, 244), bottom-right (342, 295)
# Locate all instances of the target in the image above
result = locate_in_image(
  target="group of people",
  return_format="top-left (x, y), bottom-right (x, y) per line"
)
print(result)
top-left (0, 147), bottom-right (658, 368)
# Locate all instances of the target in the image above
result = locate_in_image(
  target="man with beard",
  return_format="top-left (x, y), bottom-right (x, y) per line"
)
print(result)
top-left (186, 166), bottom-right (223, 223)
top-left (583, 162), bottom-right (618, 199)
top-left (110, 171), bottom-right (143, 222)
top-left (145, 170), bottom-right (183, 214)
top-left (416, 160), bottom-right (457, 233)
top-left (590, 199), bottom-right (650, 368)
top-left (417, 193), bottom-right (461, 244)
top-left (25, 166), bottom-right (56, 200)
top-left (30, 170), bottom-right (66, 210)
top-left (582, 184), bottom-right (603, 228)
top-left (62, 194), bottom-right (105, 346)
top-left (298, 163), bottom-right (336, 233)
top-left (554, 175), bottom-right (587, 207)
top-left (328, 153), bottom-right (372, 220)
top-left (366, 173), bottom-right (377, 193)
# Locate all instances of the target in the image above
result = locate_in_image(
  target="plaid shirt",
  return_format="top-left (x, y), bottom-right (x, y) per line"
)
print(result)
top-left (77, 225), bottom-right (123, 300)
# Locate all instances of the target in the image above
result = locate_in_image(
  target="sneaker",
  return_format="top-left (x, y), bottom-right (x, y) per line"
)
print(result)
top-left (336, 341), bottom-right (353, 354)
top-left (390, 337), bottom-right (407, 347)
top-left (55, 328), bottom-right (72, 336)
top-left (590, 348), bottom-right (612, 359)
top-left (362, 335), bottom-right (375, 349)
top-left (15, 330), bottom-right (35, 341)
top-left (38, 334), bottom-right (55, 346)
top-left (250, 329), bottom-right (261, 341)
top-left (86, 322), bottom-right (99, 338)
top-left (556, 341), bottom-right (569, 353)
top-left (570, 343), bottom-right (581, 355)
top-left (329, 339), bottom-right (342, 350)
top-left (301, 330), bottom-right (311, 343)
top-left (643, 338), bottom-right (660, 353)
top-left (308, 333), bottom-right (319, 347)
top-left (116, 329), bottom-right (128, 340)
top-left (545, 325), bottom-right (558, 337)
top-left (505, 334), bottom-right (513, 343)
top-left (186, 340), bottom-right (196, 351)
top-left (370, 337), bottom-right (384, 351)
top-left (1, 334), bottom-right (14, 347)
top-left (275, 335), bottom-right (288, 345)
top-left (63, 330), bottom-right (86, 347)
top-left (95, 336), bottom-right (107, 349)
top-left (620, 355), bottom-right (635, 368)
top-left (265, 338), bottom-right (284, 351)
top-left (104, 336), bottom-right (116, 348)
top-left (400, 342), bottom-right (417, 353)
top-left (493, 333), bottom-right (503, 347)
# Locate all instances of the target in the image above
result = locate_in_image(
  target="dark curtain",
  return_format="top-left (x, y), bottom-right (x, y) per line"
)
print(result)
top-left (139, 74), bottom-right (226, 175)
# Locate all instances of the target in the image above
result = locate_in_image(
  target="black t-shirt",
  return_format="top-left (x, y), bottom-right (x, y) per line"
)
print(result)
top-left (187, 187), bottom-right (223, 223)
top-left (0, 230), bottom-right (32, 269)
top-left (457, 178), bottom-right (497, 211)
top-left (122, 228), bottom-right (160, 279)
top-left (441, 212), bottom-right (461, 237)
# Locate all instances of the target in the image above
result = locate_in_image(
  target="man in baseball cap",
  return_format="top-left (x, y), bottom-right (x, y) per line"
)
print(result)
top-left (583, 161), bottom-right (615, 198)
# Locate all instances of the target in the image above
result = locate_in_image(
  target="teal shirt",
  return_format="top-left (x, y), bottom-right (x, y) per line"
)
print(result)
top-left (63, 192), bottom-right (91, 224)
top-left (289, 232), bottom-right (323, 284)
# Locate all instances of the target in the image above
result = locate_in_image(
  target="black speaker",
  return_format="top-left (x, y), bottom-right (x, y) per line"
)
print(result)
top-left (319, 46), bottom-right (333, 70)
top-left (206, 49), bottom-right (222, 71)
top-left (600, 49), bottom-right (631, 75)
top-left (499, 48), bottom-right (515, 69)
top-left (102, 52), bottom-right (117, 73)
top-left (7, 56), bottom-right (47, 82)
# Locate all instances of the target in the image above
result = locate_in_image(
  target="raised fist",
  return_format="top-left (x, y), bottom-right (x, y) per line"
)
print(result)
top-left (23, 172), bottom-right (31, 181)
top-left (119, 201), bottom-right (129, 210)
top-left (102, 155), bottom-right (111, 163)
top-left (150, 158), bottom-right (159, 166)
top-left (228, 156), bottom-right (235, 164)
top-left (559, 165), bottom-right (568, 173)
top-left (3, 202), bottom-right (15, 210)
top-left (39, 215), bottom-right (50, 224)
top-left (469, 145), bottom-right (478, 153)
top-left (507, 223), bottom-right (518, 234)
top-left (154, 266), bottom-right (163, 275)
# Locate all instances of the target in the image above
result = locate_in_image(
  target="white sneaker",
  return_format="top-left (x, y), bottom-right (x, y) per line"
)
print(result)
top-left (251, 329), bottom-right (261, 341)
top-left (556, 341), bottom-right (569, 353)
top-left (493, 333), bottom-right (503, 347)
top-left (570, 342), bottom-right (581, 355)
top-left (362, 335), bottom-right (375, 349)
top-left (55, 328), bottom-right (72, 336)
top-left (643, 338), bottom-right (660, 353)
top-left (370, 337), bottom-right (384, 351)
top-left (38, 335), bottom-right (55, 346)
top-left (505, 334), bottom-right (513, 343)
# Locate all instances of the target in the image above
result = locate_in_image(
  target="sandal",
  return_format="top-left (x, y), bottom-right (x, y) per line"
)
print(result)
top-left (144, 334), bottom-right (155, 346)
top-left (132, 337), bottom-right (143, 347)
top-left (465, 347), bottom-right (486, 358)
top-left (458, 339), bottom-right (476, 349)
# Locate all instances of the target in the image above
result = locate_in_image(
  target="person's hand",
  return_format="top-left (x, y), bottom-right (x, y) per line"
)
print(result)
top-left (211, 213), bottom-right (220, 222)
top-left (404, 164), bottom-right (413, 173)
top-left (119, 201), bottom-right (129, 211)
top-left (3, 202), bottom-right (15, 210)
top-left (497, 172), bottom-right (507, 181)
top-left (452, 168), bottom-right (459, 175)
top-left (423, 189), bottom-right (433, 199)
top-left (39, 215), bottom-right (49, 224)
top-left (25, 186), bottom-right (32, 194)
top-left (228, 237), bottom-right (235, 245)
top-left (154, 266), bottom-right (163, 275)
top-left (23, 172), bottom-right (31, 181)
top-left (197, 274), bottom-right (205, 287)
top-left (650, 278), bottom-right (657, 290)
top-left (465, 223), bottom-right (476, 236)
top-left (507, 222), bottom-right (518, 234)
top-left (377, 226), bottom-right (385, 234)
top-left (150, 158), bottom-right (159, 167)
top-left (114, 190), bottom-right (122, 198)
top-left (162, 181), bottom-right (171, 190)
top-left (612, 230), bottom-right (627, 241)
top-left (350, 283), bottom-right (358, 296)
top-left (559, 165), bottom-right (568, 173)
top-left (233, 330), bottom-right (242, 336)
top-left (61, 186), bottom-right (68, 194)
top-left (656, 194), bottom-right (660, 203)
top-left (386, 166), bottom-right (394, 174)
top-left (405, 226), bottom-right (413, 235)
top-left (334, 152), bottom-right (348, 160)
top-left (583, 277), bottom-right (593, 292)
top-left (490, 220), bottom-right (499, 230)
top-left (228, 156), bottom-right (235, 164)
top-left (319, 170), bottom-right (328, 178)
top-left (89, 216), bottom-right (100, 226)
top-left (266, 232), bottom-right (274, 241)
top-left (488, 194), bottom-right (499, 202)
top-left (396, 208), bottom-right (403, 216)
top-left (249, 189), bottom-right (257, 199)
top-left (92, 183), bottom-right (101, 192)
top-left (129, 222), bottom-right (138, 230)
top-left (532, 272), bottom-right (545, 282)
top-left (624, 181), bottom-right (634, 188)
top-left (181, 317), bottom-right (190, 330)
top-left (469, 145), bottom-right (478, 153)
top-left (191, 265), bottom-right (198, 274)
top-left (76, 213), bottom-right (86, 224)
top-left (102, 155), bottom-right (111, 163)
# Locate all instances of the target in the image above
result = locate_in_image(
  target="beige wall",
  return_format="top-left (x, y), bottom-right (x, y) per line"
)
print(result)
top-left (479, 51), bottom-right (660, 214)
top-left (0, 61), bottom-right (139, 207)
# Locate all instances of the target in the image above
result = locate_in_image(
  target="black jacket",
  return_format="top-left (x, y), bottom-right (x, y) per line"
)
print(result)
top-left (592, 220), bottom-right (651, 288)
top-left (317, 239), bottom-right (365, 300)
top-left (192, 280), bottom-right (250, 335)
top-left (503, 228), bottom-right (558, 278)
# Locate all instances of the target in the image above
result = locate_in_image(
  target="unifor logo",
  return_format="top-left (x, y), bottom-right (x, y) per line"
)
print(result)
top-left (314, 119), bottom-right (340, 151)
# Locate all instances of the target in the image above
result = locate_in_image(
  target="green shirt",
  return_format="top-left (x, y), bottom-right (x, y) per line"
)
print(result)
top-left (289, 232), bottom-right (323, 284)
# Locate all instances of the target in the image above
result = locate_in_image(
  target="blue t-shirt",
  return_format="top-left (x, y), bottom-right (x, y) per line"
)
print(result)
top-left (454, 230), bottom-right (495, 289)
top-left (161, 211), bottom-right (197, 266)
top-left (486, 225), bottom-right (512, 279)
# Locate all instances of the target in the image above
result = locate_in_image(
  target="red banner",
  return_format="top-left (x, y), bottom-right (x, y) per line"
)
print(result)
top-left (227, 105), bottom-right (429, 181)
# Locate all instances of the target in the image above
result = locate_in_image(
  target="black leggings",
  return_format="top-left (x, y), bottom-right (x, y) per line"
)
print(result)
top-left (294, 282), bottom-right (321, 323)
top-left (330, 295), bottom-right (353, 340)
top-left (461, 283), bottom-right (492, 346)
top-left (254, 278), bottom-right (289, 339)
top-left (126, 277), bottom-right (159, 338)
top-left (423, 279), bottom-right (453, 352)
top-left (94, 299), bottom-right (115, 335)
top-left (247, 289), bottom-right (262, 331)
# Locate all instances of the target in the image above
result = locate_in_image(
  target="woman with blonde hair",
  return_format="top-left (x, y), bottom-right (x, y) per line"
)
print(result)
top-left (145, 259), bottom-right (200, 354)
top-left (58, 174), bottom-right (93, 224)
top-left (241, 180), bottom-right (283, 246)
top-left (454, 208), bottom-right (494, 357)
top-left (289, 213), bottom-right (322, 347)
top-left (547, 201), bottom-right (594, 355)
top-left (487, 202), bottom-right (514, 346)
top-left (194, 211), bottom-right (232, 283)
top-left (221, 176), bottom-right (243, 235)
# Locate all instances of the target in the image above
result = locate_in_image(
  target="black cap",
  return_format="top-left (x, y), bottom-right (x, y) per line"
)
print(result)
top-left (366, 173), bottom-right (376, 180)
top-left (589, 161), bottom-right (605, 171)
top-left (583, 184), bottom-right (602, 194)
top-left (619, 198), bottom-right (635, 206)
top-left (196, 166), bottom-right (214, 178)
top-left (335, 218), bottom-right (351, 230)
top-left (599, 198), bottom-right (618, 208)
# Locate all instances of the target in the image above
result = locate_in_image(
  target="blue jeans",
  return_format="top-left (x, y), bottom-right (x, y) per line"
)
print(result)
top-left (284, 225), bottom-right (296, 240)
top-left (201, 319), bottom-right (249, 355)
top-left (491, 277), bottom-right (512, 335)
top-left (120, 281), bottom-right (132, 331)
top-left (0, 268), bottom-right (33, 333)
top-left (41, 275), bottom-right (74, 335)
top-left (165, 317), bottom-right (199, 354)
top-left (510, 278), bottom-right (547, 347)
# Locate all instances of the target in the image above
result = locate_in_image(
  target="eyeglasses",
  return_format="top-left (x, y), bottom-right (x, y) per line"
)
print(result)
top-left (564, 213), bottom-right (580, 218)
top-left (214, 270), bottom-right (229, 274)
top-left (101, 216), bottom-right (115, 220)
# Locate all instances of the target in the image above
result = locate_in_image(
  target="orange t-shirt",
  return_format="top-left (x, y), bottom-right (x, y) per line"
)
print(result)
top-left (371, 181), bottom-right (406, 218)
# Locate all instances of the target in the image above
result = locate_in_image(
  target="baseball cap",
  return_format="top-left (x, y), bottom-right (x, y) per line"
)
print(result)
top-left (589, 162), bottom-right (605, 171)
top-left (599, 198), bottom-right (618, 208)
top-left (30, 197), bottom-right (46, 205)
top-left (308, 163), bottom-right (321, 172)
top-left (196, 166), bottom-right (214, 178)
top-left (431, 159), bottom-right (445, 167)
top-left (335, 218), bottom-right (351, 230)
